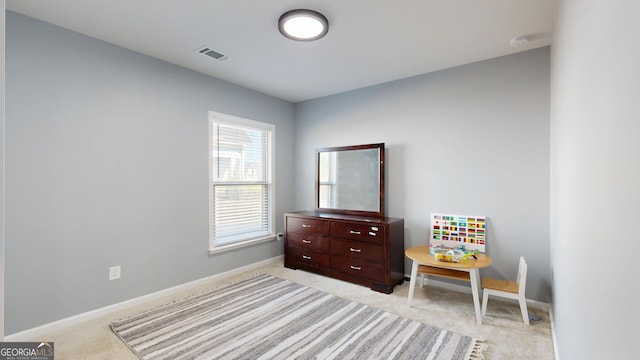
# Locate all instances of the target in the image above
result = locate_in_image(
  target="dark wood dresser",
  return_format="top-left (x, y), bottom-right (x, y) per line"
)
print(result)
top-left (284, 211), bottom-right (405, 294)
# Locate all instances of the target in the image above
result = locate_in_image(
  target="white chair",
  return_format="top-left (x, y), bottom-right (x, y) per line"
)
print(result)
top-left (481, 256), bottom-right (529, 325)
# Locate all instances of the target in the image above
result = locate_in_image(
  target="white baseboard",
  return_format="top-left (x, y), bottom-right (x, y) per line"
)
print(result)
top-left (549, 305), bottom-right (559, 360)
top-left (5, 256), bottom-right (283, 341)
top-left (405, 274), bottom-right (550, 311)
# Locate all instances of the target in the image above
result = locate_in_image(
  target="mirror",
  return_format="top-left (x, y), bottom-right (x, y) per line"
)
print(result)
top-left (315, 143), bottom-right (385, 217)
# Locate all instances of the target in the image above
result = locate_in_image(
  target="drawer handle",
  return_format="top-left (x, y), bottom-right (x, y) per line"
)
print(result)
top-left (349, 230), bottom-right (361, 235)
top-left (350, 265), bottom-right (362, 271)
top-left (349, 248), bottom-right (362, 253)
top-left (368, 232), bottom-right (377, 236)
top-left (302, 240), bottom-right (312, 244)
top-left (302, 224), bottom-right (311, 228)
top-left (302, 255), bottom-right (312, 260)
top-left (371, 227), bottom-right (379, 231)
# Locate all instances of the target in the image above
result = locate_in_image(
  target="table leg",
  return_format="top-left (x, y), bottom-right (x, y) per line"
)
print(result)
top-left (469, 269), bottom-right (482, 325)
top-left (407, 260), bottom-right (419, 307)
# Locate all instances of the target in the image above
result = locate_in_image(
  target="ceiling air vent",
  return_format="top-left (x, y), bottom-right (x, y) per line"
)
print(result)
top-left (196, 46), bottom-right (230, 62)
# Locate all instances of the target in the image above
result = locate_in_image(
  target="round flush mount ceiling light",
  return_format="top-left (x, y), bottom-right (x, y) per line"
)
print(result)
top-left (278, 9), bottom-right (329, 41)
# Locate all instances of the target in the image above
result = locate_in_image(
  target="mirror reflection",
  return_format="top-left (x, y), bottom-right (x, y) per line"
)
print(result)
top-left (316, 144), bottom-right (384, 216)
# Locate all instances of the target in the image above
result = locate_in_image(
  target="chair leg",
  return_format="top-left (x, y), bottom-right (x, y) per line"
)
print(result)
top-left (481, 291), bottom-right (489, 317)
top-left (518, 296), bottom-right (530, 325)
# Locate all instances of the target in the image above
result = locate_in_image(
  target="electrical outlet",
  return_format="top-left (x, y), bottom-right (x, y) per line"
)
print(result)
top-left (109, 266), bottom-right (121, 280)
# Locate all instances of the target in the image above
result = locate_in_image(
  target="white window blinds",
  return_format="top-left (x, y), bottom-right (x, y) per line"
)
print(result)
top-left (210, 112), bottom-right (274, 249)
top-left (318, 151), bottom-right (337, 208)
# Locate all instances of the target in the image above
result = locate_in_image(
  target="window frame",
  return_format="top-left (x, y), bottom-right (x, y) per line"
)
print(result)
top-left (208, 111), bottom-right (276, 253)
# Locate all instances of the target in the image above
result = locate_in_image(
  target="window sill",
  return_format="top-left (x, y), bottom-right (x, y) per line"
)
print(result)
top-left (208, 235), bottom-right (277, 255)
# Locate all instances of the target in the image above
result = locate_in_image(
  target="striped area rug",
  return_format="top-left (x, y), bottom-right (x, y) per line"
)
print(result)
top-left (111, 274), bottom-right (486, 359)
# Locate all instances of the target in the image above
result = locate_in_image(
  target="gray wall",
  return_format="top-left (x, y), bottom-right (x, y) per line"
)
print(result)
top-left (551, 1), bottom-right (640, 358)
top-left (1, 0), bottom-right (6, 340)
top-left (294, 48), bottom-right (551, 302)
top-left (5, 12), bottom-right (295, 334)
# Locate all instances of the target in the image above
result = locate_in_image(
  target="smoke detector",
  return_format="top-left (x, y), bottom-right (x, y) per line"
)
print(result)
top-left (509, 36), bottom-right (529, 48)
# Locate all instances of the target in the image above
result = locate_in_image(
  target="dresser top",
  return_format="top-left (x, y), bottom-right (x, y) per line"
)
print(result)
top-left (285, 210), bottom-right (403, 224)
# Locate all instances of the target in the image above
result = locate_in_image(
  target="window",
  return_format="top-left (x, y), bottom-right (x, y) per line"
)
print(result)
top-left (318, 151), bottom-right (337, 208)
top-left (209, 111), bottom-right (274, 252)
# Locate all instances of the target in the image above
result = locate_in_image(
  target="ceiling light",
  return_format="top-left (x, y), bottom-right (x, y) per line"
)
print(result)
top-left (278, 9), bottom-right (329, 41)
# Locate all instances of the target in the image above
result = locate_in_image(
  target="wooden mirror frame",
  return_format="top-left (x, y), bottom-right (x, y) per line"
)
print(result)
top-left (315, 143), bottom-right (385, 218)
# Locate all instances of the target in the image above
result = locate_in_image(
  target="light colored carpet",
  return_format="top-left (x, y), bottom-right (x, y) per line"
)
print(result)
top-left (24, 259), bottom-right (555, 359)
top-left (112, 274), bottom-right (486, 359)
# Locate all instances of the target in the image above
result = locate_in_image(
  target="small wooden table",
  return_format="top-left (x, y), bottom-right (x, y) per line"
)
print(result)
top-left (406, 246), bottom-right (492, 325)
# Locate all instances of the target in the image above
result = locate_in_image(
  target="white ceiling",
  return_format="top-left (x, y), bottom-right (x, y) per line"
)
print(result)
top-left (6, 0), bottom-right (557, 103)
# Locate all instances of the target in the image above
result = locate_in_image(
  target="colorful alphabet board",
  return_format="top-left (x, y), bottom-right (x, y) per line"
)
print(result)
top-left (430, 213), bottom-right (486, 252)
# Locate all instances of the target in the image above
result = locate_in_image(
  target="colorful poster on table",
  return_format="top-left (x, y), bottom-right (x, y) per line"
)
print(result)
top-left (430, 213), bottom-right (486, 252)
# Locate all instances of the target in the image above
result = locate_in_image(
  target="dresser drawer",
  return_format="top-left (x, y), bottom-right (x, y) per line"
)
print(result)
top-left (332, 255), bottom-right (385, 282)
top-left (331, 239), bottom-right (384, 263)
top-left (287, 232), bottom-right (330, 252)
top-left (287, 217), bottom-right (330, 235)
top-left (330, 222), bottom-right (384, 243)
top-left (287, 247), bottom-right (330, 268)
